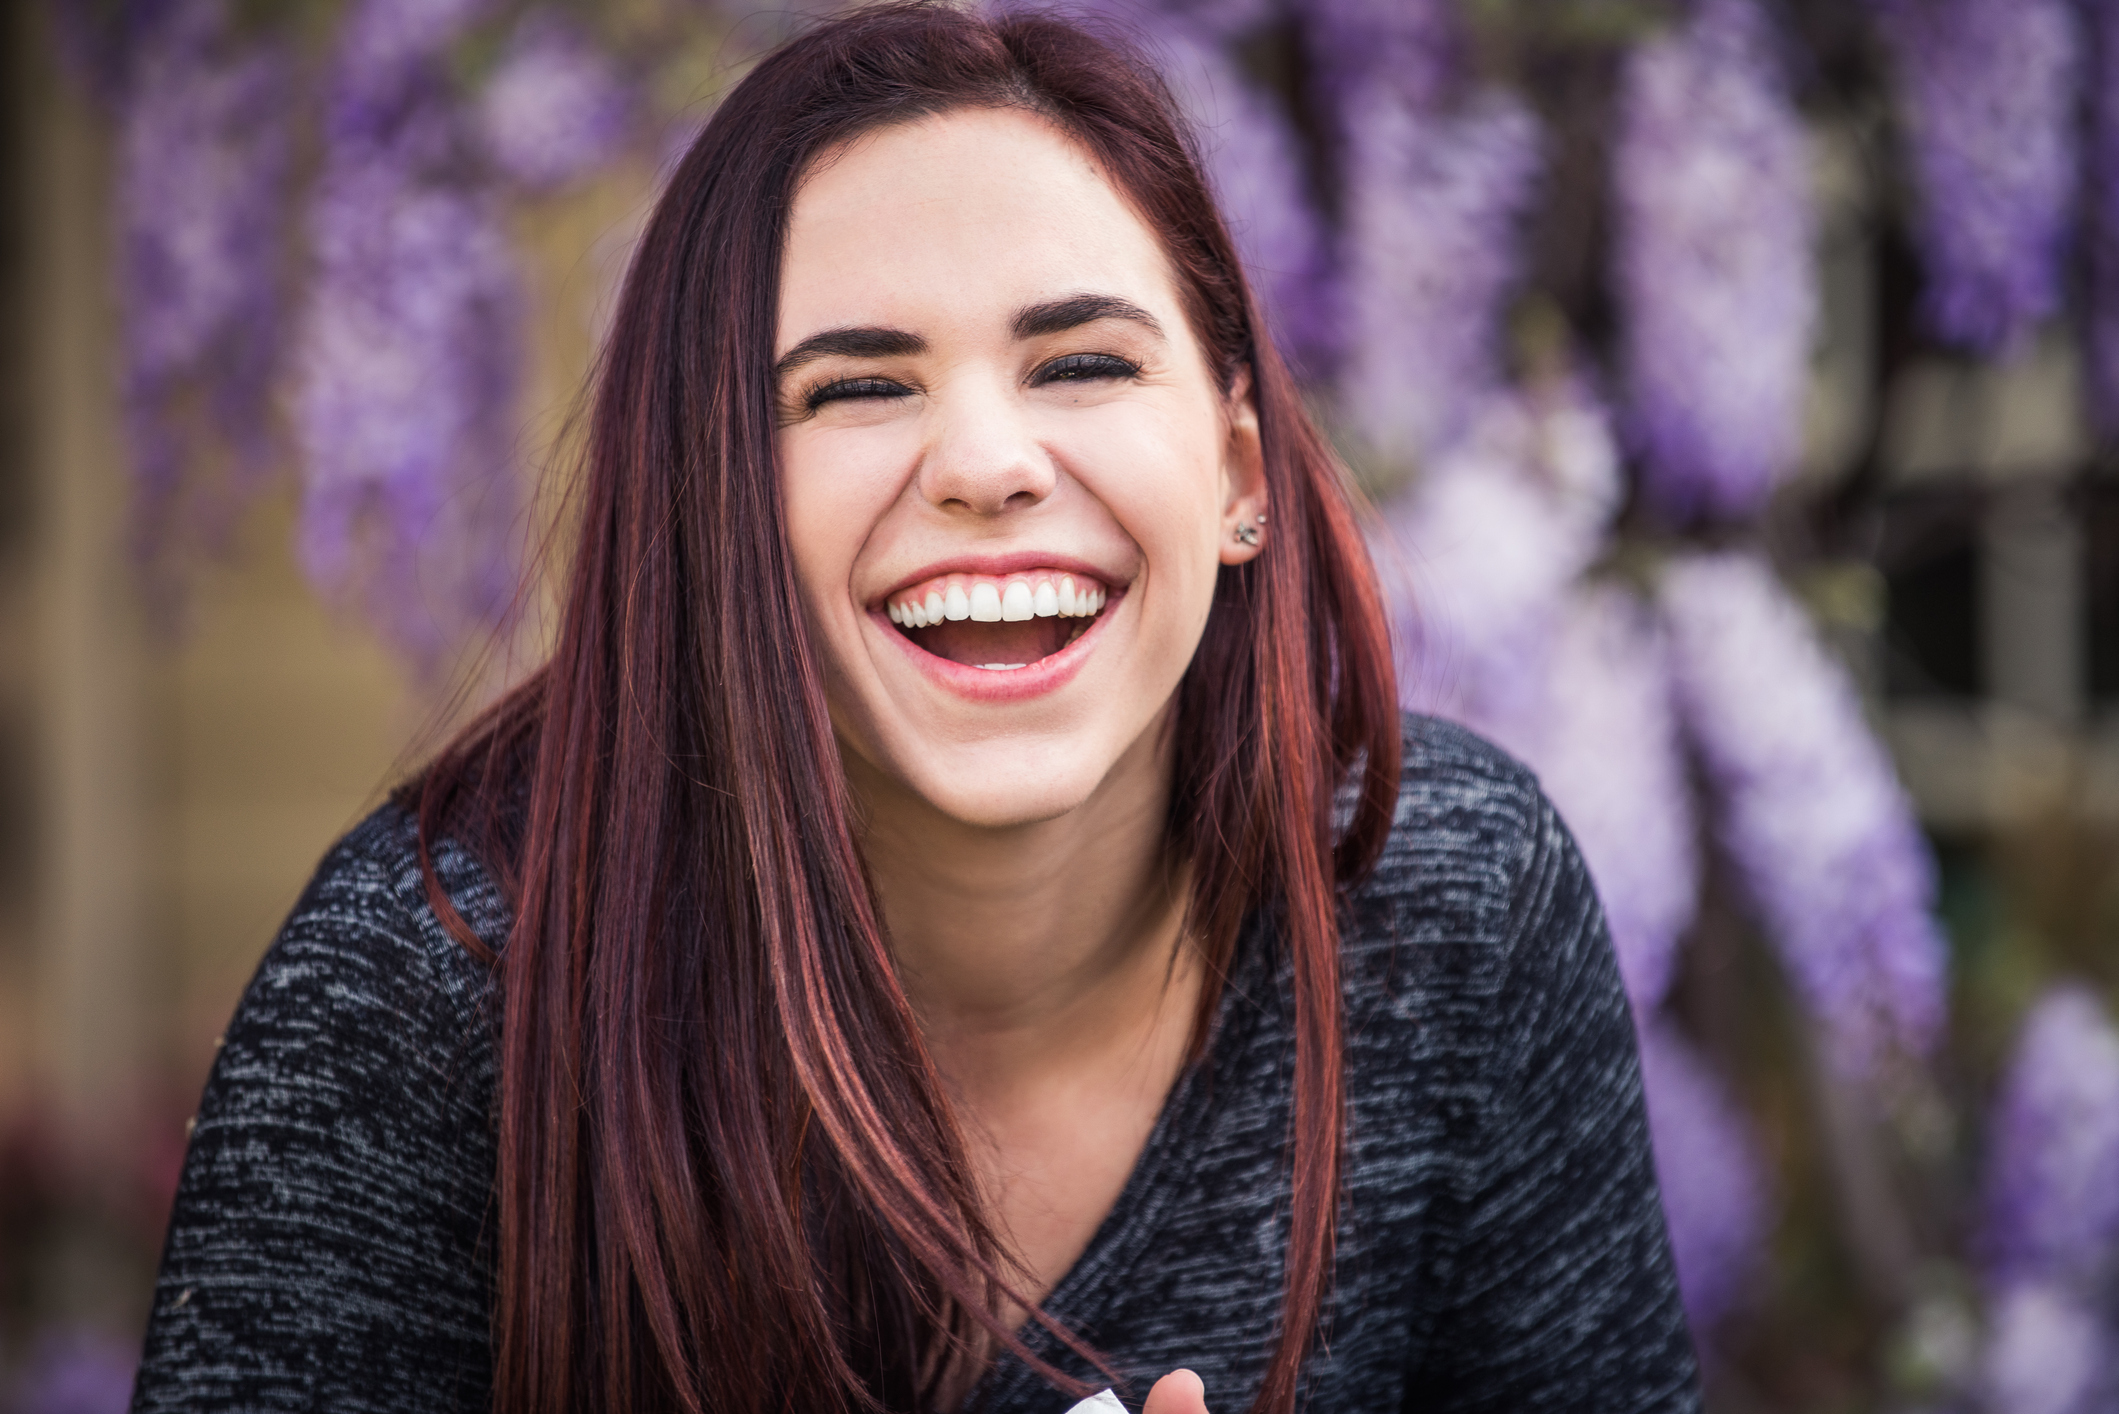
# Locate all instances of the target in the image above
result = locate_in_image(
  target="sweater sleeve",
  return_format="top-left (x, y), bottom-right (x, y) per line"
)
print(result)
top-left (131, 819), bottom-right (500, 1414)
top-left (1412, 792), bottom-right (1701, 1413)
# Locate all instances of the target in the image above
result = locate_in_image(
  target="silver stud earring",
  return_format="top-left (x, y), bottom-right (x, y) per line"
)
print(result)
top-left (1234, 522), bottom-right (1260, 547)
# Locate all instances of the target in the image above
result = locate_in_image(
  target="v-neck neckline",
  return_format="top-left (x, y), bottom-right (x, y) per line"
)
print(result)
top-left (963, 913), bottom-right (1278, 1414)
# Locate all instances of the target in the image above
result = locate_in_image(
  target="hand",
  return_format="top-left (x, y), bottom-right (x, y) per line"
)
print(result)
top-left (1141, 1369), bottom-right (1208, 1414)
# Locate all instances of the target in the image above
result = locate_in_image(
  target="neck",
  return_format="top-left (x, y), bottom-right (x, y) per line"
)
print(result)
top-left (845, 711), bottom-right (1199, 1098)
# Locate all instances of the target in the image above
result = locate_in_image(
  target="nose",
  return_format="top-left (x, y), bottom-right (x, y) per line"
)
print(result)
top-left (913, 375), bottom-right (1057, 518)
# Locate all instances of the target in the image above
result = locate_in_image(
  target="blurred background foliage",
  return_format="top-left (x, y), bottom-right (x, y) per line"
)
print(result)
top-left (1, 0), bottom-right (2116, 1410)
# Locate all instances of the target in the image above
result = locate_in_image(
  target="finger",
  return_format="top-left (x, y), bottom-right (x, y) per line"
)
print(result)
top-left (1141, 1368), bottom-right (1208, 1414)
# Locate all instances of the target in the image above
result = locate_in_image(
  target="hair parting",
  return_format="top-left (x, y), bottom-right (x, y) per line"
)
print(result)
top-left (407, 5), bottom-right (1400, 1411)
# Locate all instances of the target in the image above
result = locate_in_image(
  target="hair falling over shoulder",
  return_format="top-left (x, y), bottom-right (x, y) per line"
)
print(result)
top-left (406, 5), bottom-right (1400, 1410)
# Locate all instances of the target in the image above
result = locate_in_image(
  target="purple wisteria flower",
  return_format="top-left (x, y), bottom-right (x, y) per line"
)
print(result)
top-left (1614, 0), bottom-right (1816, 524)
top-left (1982, 987), bottom-right (2119, 1286)
top-left (118, 0), bottom-right (291, 580)
top-left (1637, 1020), bottom-right (1769, 1331)
top-left (1659, 552), bottom-right (1946, 1075)
top-left (1979, 1281), bottom-right (2112, 1414)
top-left (1869, 0), bottom-right (2081, 356)
top-left (2086, 0), bottom-right (2119, 439)
top-left (330, 0), bottom-right (494, 127)
top-left (1306, 0), bottom-right (1457, 108)
top-left (1383, 384), bottom-right (1621, 733)
top-left (475, 12), bottom-right (633, 190)
top-left (292, 0), bottom-right (525, 673)
top-left (1122, 12), bottom-right (1334, 367)
top-left (1307, 0), bottom-right (1540, 459)
top-left (1337, 86), bottom-right (1543, 463)
top-left (1529, 585), bottom-right (1698, 1014)
top-left (5, 1324), bottom-right (137, 1414)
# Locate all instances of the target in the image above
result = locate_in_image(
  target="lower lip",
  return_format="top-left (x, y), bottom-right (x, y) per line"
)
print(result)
top-left (876, 595), bottom-right (1123, 703)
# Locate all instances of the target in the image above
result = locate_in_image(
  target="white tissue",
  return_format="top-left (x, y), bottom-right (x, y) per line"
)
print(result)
top-left (1063, 1392), bottom-right (1127, 1414)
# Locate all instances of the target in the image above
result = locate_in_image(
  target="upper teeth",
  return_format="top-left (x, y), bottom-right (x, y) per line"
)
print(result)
top-left (885, 572), bottom-right (1108, 628)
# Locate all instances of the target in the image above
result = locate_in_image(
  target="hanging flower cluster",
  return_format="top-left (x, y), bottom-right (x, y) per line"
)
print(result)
top-left (1319, 0), bottom-right (1542, 463)
top-left (1868, 0), bottom-right (2082, 357)
top-left (1977, 988), bottom-right (2119, 1414)
top-left (118, 0), bottom-right (291, 595)
top-left (1661, 552), bottom-right (1947, 1074)
top-left (474, 14), bottom-right (632, 190)
top-left (1339, 91), bottom-right (1543, 464)
top-left (1614, 0), bottom-right (1816, 523)
top-left (292, 0), bottom-right (528, 673)
top-left (1535, 583), bottom-right (1698, 1018)
top-left (1388, 384), bottom-right (1621, 744)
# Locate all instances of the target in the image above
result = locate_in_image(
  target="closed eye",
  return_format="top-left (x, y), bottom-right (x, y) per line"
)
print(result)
top-left (1030, 352), bottom-right (1141, 387)
top-left (805, 375), bottom-right (914, 411)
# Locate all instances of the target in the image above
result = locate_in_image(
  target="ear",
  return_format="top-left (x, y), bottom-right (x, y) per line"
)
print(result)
top-left (1217, 368), bottom-right (1267, 567)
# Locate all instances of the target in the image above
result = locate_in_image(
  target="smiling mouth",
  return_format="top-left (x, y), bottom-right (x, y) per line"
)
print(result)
top-left (883, 569), bottom-right (1109, 670)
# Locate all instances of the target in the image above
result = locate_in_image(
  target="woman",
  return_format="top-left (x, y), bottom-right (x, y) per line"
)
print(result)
top-left (132, 5), bottom-right (1699, 1412)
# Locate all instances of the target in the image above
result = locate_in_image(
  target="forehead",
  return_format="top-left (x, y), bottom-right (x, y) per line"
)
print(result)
top-left (777, 106), bottom-right (1182, 344)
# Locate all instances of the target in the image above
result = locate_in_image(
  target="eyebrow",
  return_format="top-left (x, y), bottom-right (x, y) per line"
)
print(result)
top-left (772, 293), bottom-right (1165, 381)
top-left (1010, 293), bottom-right (1165, 341)
top-left (773, 327), bottom-right (926, 380)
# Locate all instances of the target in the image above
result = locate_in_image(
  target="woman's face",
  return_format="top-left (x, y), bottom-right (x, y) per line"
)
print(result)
top-left (775, 106), bottom-right (1264, 829)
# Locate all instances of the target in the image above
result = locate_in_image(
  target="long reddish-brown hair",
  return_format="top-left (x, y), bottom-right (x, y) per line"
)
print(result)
top-left (408, 5), bottom-right (1400, 1411)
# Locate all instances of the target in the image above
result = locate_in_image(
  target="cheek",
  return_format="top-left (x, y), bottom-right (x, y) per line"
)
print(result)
top-left (778, 429), bottom-right (909, 613)
top-left (1070, 415), bottom-right (1224, 594)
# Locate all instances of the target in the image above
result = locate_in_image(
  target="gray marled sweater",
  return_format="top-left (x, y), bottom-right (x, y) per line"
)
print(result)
top-left (132, 715), bottom-right (1701, 1413)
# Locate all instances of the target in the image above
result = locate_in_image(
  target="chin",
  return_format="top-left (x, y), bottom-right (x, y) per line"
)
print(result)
top-left (890, 737), bottom-right (1116, 830)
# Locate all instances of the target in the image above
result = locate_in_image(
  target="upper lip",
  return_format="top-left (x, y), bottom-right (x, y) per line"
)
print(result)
top-left (872, 550), bottom-right (1125, 607)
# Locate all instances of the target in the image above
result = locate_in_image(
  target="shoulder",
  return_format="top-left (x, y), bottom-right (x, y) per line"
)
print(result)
top-left (1389, 711), bottom-right (1547, 843)
top-left (1350, 712), bottom-right (1560, 941)
top-left (1334, 720), bottom-right (1699, 1409)
top-left (201, 802), bottom-right (508, 1150)
top-left (308, 798), bottom-right (512, 961)
top-left (236, 803), bottom-right (505, 1049)
top-left (1340, 714), bottom-right (1613, 1036)
top-left (138, 804), bottom-right (505, 1408)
